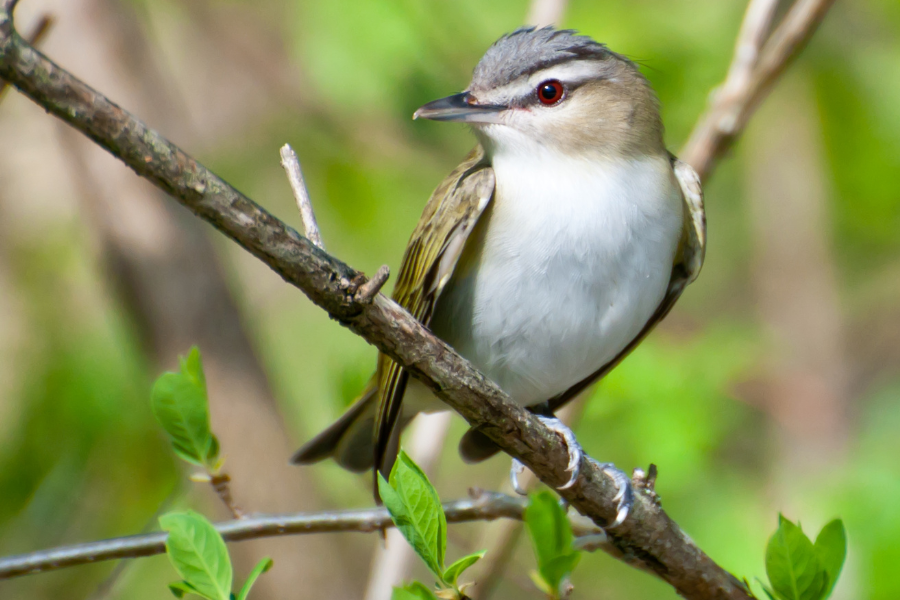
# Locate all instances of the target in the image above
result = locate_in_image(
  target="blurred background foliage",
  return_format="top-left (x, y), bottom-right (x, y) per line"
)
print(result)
top-left (0, 0), bottom-right (898, 599)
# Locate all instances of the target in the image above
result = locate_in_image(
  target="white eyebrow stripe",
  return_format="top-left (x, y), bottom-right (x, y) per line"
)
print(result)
top-left (484, 60), bottom-right (610, 103)
top-left (527, 61), bottom-right (608, 87)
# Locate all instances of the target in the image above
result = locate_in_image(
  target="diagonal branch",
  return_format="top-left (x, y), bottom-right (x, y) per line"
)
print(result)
top-left (0, 11), bottom-right (50, 103)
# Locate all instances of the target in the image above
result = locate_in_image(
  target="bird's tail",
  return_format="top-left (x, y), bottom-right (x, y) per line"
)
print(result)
top-left (291, 380), bottom-right (379, 473)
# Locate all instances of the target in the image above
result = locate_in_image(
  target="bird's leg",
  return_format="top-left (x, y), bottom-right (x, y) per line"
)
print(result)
top-left (537, 415), bottom-right (583, 490)
top-left (588, 458), bottom-right (634, 528)
top-left (509, 458), bottom-right (527, 495)
top-left (508, 415), bottom-right (582, 495)
top-left (533, 415), bottom-right (634, 527)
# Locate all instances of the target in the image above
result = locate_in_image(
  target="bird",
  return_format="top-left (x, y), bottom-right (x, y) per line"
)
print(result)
top-left (292, 26), bottom-right (705, 524)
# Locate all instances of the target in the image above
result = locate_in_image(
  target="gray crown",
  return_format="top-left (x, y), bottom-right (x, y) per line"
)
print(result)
top-left (470, 27), bottom-right (615, 91)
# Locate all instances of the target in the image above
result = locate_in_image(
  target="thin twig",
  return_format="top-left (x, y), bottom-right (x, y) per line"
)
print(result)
top-left (87, 477), bottom-right (186, 600)
top-left (355, 264), bottom-right (391, 303)
top-left (280, 143), bottom-right (325, 250)
top-left (209, 473), bottom-right (244, 519)
top-left (0, 492), bottom-right (526, 580)
top-left (721, 0), bottom-right (781, 107)
top-left (680, 0), bottom-right (836, 181)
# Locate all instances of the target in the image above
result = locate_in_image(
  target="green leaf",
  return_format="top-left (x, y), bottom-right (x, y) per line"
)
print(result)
top-left (765, 515), bottom-right (827, 600)
top-left (235, 557), bottom-right (274, 600)
top-left (391, 581), bottom-right (439, 600)
top-left (756, 580), bottom-right (778, 600)
top-left (528, 571), bottom-right (553, 597)
top-left (151, 347), bottom-right (219, 469)
top-left (542, 552), bottom-right (581, 592)
top-left (169, 581), bottom-right (203, 598)
top-left (442, 550), bottom-right (485, 587)
top-left (160, 510), bottom-right (233, 600)
top-left (525, 491), bottom-right (580, 597)
top-left (814, 520), bottom-right (846, 598)
top-left (377, 450), bottom-right (447, 580)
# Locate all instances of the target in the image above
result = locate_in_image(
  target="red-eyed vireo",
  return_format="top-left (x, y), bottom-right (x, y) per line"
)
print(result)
top-left (292, 26), bottom-right (705, 524)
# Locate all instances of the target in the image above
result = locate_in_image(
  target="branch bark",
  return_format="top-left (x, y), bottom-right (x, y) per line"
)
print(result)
top-left (0, 0), bottom-right (833, 597)
top-left (0, 493), bottom-right (531, 580)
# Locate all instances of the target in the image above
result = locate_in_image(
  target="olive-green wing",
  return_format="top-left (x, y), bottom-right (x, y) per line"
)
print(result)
top-left (374, 146), bottom-right (495, 475)
top-left (459, 155), bottom-right (706, 462)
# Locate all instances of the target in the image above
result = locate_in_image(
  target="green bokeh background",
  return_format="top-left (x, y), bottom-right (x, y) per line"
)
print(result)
top-left (0, 0), bottom-right (898, 599)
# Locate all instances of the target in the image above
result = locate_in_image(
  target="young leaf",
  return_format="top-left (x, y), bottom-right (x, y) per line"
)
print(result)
top-left (151, 346), bottom-right (219, 469)
top-left (541, 552), bottom-right (581, 593)
top-left (525, 491), bottom-right (580, 598)
top-left (755, 579), bottom-right (778, 600)
top-left (392, 581), bottom-right (439, 600)
top-left (169, 581), bottom-right (203, 598)
top-left (160, 510), bottom-right (233, 600)
top-left (235, 557), bottom-right (274, 600)
top-left (377, 450), bottom-right (447, 580)
top-left (442, 550), bottom-right (485, 588)
top-left (765, 515), bottom-right (826, 600)
top-left (814, 519), bottom-right (846, 597)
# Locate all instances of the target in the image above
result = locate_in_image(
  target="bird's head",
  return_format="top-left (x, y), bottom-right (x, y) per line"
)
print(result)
top-left (414, 27), bottom-right (664, 160)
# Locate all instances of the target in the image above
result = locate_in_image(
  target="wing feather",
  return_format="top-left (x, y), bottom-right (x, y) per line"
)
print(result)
top-left (373, 146), bottom-right (495, 475)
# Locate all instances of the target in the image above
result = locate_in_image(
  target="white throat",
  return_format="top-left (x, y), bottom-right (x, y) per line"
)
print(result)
top-left (430, 138), bottom-right (684, 407)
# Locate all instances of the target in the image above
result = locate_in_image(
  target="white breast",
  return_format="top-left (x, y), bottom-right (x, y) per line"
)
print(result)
top-left (430, 151), bottom-right (684, 408)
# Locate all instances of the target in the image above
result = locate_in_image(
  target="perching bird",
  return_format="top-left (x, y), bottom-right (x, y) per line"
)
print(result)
top-left (292, 26), bottom-right (705, 524)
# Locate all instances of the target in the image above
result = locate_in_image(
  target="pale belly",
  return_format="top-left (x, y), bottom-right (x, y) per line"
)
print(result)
top-left (426, 155), bottom-right (684, 409)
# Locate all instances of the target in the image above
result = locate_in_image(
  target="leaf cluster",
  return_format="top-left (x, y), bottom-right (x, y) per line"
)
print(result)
top-left (759, 516), bottom-right (846, 600)
top-left (161, 510), bottom-right (272, 600)
top-left (378, 450), bottom-right (485, 600)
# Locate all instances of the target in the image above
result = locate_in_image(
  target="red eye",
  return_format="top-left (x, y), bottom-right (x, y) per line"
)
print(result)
top-left (537, 80), bottom-right (564, 105)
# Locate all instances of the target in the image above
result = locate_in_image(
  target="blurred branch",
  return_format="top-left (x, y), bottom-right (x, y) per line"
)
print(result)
top-left (526, 0), bottom-right (569, 28)
top-left (0, 491), bottom-right (581, 580)
top-left (681, 0), bottom-right (836, 181)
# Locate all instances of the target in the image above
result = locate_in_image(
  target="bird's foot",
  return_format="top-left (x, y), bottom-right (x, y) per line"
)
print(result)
top-left (537, 415), bottom-right (583, 490)
top-left (509, 458), bottom-right (528, 495)
top-left (588, 458), bottom-right (634, 528)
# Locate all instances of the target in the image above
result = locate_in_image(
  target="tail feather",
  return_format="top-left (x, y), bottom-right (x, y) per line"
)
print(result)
top-left (458, 426), bottom-right (501, 463)
top-left (291, 382), bottom-right (378, 473)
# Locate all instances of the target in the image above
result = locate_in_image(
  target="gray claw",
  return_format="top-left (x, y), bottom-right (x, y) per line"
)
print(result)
top-left (589, 459), bottom-right (634, 528)
top-left (537, 415), bottom-right (583, 490)
top-left (510, 458), bottom-right (527, 495)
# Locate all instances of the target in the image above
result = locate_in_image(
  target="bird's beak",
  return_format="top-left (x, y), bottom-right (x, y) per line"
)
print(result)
top-left (413, 92), bottom-right (506, 124)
